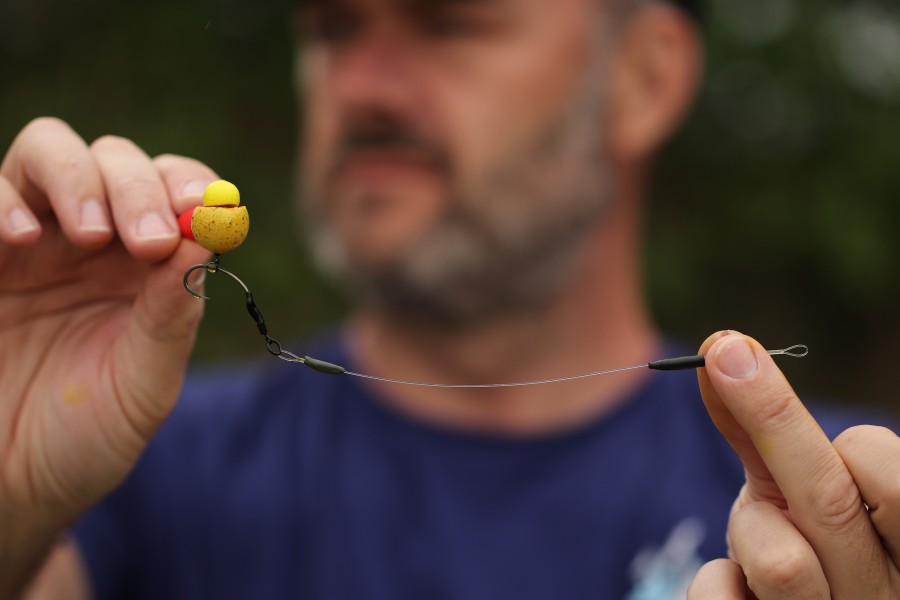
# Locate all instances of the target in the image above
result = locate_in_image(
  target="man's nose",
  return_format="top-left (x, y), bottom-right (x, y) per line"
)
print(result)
top-left (330, 33), bottom-right (419, 112)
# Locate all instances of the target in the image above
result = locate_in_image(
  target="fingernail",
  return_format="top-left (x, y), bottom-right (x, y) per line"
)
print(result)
top-left (716, 338), bottom-right (758, 379)
top-left (181, 180), bottom-right (214, 199)
top-left (8, 208), bottom-right (38, 235)
top-left (136, 212), bottom-right (176, 241)
top-left (80, 198), bottom-right (111, 232)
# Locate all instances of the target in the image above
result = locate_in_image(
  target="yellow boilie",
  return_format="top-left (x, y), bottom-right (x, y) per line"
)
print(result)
top-left (179, 180), bottom-right (250, 255)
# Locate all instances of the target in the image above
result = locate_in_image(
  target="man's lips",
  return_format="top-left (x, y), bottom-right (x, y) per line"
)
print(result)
top-left (331, 151), bottom-right (445, 185)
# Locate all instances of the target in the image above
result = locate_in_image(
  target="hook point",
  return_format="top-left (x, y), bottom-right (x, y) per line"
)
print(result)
top-left (183, 263), bottom-right (212, 300)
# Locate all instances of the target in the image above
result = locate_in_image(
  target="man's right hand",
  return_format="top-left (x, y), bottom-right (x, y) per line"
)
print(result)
top-left (0, 117), bottom-right (214, 594)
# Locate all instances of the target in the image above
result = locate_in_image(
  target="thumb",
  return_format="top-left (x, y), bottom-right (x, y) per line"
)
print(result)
top-left (113, 241), bottom-right (209, 438)
top-left (698, 331), bottom-right (885, 597)
top-left (697, 331), bottom-right (785, 506)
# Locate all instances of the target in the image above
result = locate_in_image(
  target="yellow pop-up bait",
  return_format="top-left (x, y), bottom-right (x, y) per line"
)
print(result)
top-left (178, 180), bottom-right (249, 255)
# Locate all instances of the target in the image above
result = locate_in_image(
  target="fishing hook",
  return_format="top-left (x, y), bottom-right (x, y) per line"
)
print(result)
top-left (184, 255), bottom-right (243, 300)
top-left (183, 255), bottom-right (297, 360)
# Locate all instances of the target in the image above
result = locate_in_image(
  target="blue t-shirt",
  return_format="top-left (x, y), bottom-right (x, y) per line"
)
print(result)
top-left (72, 337), bottom-right (861, 599)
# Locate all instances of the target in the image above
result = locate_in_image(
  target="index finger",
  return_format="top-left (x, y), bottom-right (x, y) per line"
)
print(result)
top-left (1, 117), bottom-right (113, 248)
top-left (697, 331), bottom-right (888, 596)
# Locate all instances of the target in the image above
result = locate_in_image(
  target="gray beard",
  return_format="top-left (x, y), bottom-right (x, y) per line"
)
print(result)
top-left (305, 64), bottom-right (613, 330)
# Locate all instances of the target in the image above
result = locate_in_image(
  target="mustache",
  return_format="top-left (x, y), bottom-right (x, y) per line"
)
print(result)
top-left (331, 118), bottom-right (451, 174)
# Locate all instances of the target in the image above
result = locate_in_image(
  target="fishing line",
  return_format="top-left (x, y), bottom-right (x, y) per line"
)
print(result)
top-left (184, 257), bottom-right (808, 388)
top-left (181, 180), bottom-right (808, 389)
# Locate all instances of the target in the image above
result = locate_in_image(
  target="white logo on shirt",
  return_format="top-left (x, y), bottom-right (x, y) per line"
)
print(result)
top-left (624, 517), bottom-right (706, 600)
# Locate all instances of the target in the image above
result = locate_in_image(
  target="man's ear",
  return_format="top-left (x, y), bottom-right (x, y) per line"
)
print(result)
top-left (605, 3), bottom-right (703, 162)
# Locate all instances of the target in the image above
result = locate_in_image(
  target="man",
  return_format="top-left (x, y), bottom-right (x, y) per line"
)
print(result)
top-left (1, 0), bottom-right (898, 598)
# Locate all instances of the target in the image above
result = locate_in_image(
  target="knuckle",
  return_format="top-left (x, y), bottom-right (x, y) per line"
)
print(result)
top-left (806, 464), bottom-right (863, 530)
top-left (834, 424), bottom-right (894, 455)
top-left (112, 177), bottom-right (161, 201)
top-left (751, 545), bottom-right (815, 592)
top-left (153, 152), bottom-right (187, 166)
top-left (154, 153), bottom-right (215, 178)
top-left (832, 424), bottom-right (866, 452)
top-left (11, 118), bottom-right (77, 163)
top-left (91, 134), bottom-right (136, 153)
top-left (52, 150), bottom-right (90, 176)
top-left (687, 559), bottom-right (739, 597)
top-left (22, 116), bottom-right (68, 136)
top-left (746, 386), bottom-right (799, 430)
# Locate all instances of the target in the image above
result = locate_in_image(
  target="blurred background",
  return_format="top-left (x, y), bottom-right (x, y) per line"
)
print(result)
top-left (2, 0), bottom-right (900, 415)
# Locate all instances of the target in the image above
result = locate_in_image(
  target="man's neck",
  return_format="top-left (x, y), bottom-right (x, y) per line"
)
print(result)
top-left (343, 192), bottom-right (660, 437)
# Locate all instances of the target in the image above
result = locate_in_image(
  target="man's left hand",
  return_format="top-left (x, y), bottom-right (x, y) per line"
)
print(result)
top-left (686, 331), bottom-right (900, 599)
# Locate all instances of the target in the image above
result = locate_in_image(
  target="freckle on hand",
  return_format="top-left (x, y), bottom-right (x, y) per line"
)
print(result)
top-left (63, 383), bottom-right (90, 407)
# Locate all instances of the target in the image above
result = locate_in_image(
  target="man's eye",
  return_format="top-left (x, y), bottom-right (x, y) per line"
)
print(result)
top-left (306, 13), bottom-right (362, 44)
top-left (423, 13), bottom-right (477, 39)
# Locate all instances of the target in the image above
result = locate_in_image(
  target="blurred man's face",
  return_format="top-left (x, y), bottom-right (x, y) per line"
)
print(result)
top-left (297, 0), bottom-right (616, 326)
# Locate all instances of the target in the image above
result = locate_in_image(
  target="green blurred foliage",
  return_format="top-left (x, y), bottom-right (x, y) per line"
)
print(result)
top-left (2, 0), bottom-right (900, 414)
top-left (649, 0), bottom-right (900, 412)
